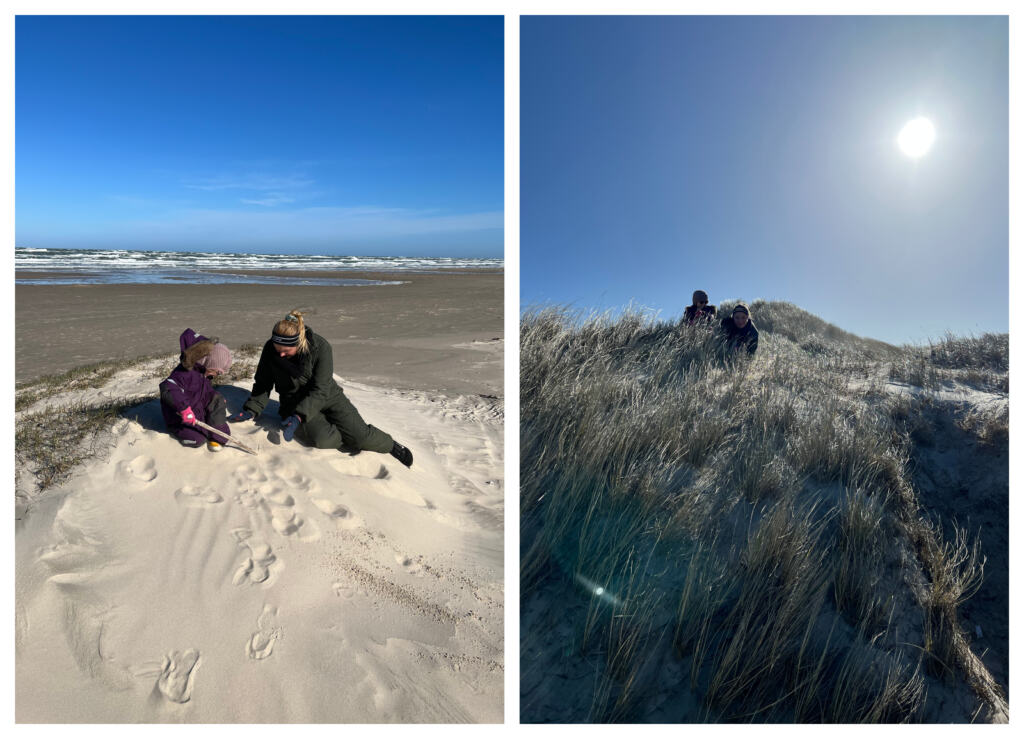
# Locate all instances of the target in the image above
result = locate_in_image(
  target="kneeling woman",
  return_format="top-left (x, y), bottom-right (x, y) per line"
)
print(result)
top-left (231, 310), bottom-right (413, 467)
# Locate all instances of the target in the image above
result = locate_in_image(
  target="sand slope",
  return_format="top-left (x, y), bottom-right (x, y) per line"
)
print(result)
top-left (16, 366), bottom-right (503, 723)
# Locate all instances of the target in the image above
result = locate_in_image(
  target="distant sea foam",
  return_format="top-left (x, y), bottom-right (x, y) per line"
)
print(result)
top-left (15, 247), bottom-right (503, 286)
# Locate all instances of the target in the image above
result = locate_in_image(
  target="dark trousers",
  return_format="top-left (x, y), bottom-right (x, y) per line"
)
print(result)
top-left (294, 391), bottom-right (393, 453)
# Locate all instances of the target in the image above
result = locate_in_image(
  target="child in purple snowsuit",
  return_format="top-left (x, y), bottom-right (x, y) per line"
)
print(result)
top-left (159, 329), bottom-right (232, 450)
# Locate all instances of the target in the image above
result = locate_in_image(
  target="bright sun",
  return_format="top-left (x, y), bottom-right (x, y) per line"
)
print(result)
top-left (897, 117), bottom-right (936, 158)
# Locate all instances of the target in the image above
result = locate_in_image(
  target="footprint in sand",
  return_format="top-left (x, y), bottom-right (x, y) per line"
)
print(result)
top-left (332, 581), bottom-right (364, 599)
top-left (127, 455), bottom-right (157, 482)
top-left (232, 534), bottom-right (279, 587)
top-left (174, 485), bottom-right (224, 508)
top-left (270, 508), bottom-right (304, 536)
top-left (265, 490), bottom-right (319, 540)
top-left (265, 489), bottom-right (295, 507)
top-left (233, 489), bottom-right (261, 509)
top-left (328, 457), bottom-right (391, 480)
top-left (273, 464), bottom-right (319, 494)
top-left (273, 463), bottom-right (302, 483)
top-left (246, 605), bottom-right (282, 660)
top-left (312, 498), bottom-right (350, 519)
top-left (325, 457), bottom-right (430, 509)
top-left (234, 464), bottom-right (269, 484)
top-left (396, 553), bottom-right (425, 577)
top-left (311, 497), bottom-right (363, 530)
top-left (231, 476), bottom-right (319, 540)
top-left (156, 648), bottom-right (200, 704)
top-left (270, 508), bottom-right (320, 541)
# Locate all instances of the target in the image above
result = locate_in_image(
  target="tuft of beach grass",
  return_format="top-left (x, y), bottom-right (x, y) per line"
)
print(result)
top-left (14, 345), bottom-right (263, 517)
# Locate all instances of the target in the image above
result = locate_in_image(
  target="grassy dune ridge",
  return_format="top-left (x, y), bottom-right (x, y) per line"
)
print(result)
top-left (520, 300), bottom-right (1008, 723)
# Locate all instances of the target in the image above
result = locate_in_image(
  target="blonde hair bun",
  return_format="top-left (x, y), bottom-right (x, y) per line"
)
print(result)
top-left (272, 309), bottom-right (310, 354)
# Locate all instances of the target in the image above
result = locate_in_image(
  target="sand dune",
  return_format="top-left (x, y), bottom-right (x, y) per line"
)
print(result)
top-left (15, 363), bottom-right (503, 722)
top-left (519, 306), bottom-right (1007, 723)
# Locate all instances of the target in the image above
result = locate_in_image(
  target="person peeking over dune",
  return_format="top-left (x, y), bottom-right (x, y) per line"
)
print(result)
top-left (719, 303), bottom-right (759, 356)
top-left (683, 289), bottom-right (717, 326)
top-left (229, 309), bottom-right (414, 467)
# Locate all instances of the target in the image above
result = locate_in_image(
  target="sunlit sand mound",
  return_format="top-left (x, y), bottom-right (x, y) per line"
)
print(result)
top-left (520, 302), bottom-right (1007, 723)
top-left (15, 356), bottom-right (503, 722)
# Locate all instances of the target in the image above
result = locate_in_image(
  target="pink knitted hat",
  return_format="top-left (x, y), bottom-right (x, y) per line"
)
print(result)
top-left (205, 343), bottom-right (232, 373)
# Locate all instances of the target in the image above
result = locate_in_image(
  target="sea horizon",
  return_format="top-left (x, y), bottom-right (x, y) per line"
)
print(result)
top-left (15, 246), bottom-right (504, 286)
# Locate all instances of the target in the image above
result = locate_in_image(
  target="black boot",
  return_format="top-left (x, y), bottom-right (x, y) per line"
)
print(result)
top-left (390, 441), bottom-right (413, 468)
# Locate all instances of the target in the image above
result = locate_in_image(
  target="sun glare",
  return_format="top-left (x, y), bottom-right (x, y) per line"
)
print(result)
top-left (897, 117), bottom-right (936, 158)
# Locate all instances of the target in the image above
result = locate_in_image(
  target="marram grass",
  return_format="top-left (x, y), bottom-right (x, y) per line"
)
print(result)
top-left (520, 302), bottom-right (1007, 723)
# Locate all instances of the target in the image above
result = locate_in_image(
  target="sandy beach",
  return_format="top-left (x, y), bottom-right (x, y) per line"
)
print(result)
top-left (15, 269), bottom-right (504, 722)
top-left (15, 270), bottom-right (503, 397)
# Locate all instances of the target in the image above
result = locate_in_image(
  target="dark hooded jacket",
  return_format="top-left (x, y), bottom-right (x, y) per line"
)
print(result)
top-left (719, 316), bottom-right (759, 355)
top-left (159, 329), bottom-right (220, 428)
top-left (684, 304), bottom-right (717, 325)
top-left (242, 327), bottom-right (345, 421)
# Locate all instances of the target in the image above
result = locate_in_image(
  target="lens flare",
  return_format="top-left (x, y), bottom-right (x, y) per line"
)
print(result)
top-left (575, 573), bottom-right (621, 606)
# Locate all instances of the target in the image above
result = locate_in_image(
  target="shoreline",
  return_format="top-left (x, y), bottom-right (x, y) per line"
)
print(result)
top-left (16, 270), bottom-right (503, 397)
top-left (201, 267), bottom-right (504, 276)
top-left (15, 267), bottom-right (502, 288)
top-left (16, 267), bottom-right (504, 281)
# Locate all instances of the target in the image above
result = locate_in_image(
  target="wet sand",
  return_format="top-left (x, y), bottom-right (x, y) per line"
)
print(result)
top-left (15, 270), bottom-right (503, 397)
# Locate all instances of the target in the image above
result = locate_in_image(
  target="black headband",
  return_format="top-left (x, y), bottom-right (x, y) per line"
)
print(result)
top-left (271, 332), bottom-right (301, 346)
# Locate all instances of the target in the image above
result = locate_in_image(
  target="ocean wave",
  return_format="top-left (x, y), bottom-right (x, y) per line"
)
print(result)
top-left (15, 247), bottom-right (503, 274)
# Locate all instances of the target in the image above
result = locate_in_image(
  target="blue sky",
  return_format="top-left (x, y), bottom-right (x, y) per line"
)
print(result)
top-left (16, 16), bottom-right (504, 257)
top-left (521, 16), bottom-right (1008, 346)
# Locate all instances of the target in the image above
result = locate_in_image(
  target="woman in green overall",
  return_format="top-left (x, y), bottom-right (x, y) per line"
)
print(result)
top-left (229, 310), bottom-right (414, 467)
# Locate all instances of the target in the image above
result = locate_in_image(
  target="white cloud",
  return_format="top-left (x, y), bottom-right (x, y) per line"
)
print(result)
top-left (239, 194), bottom-right (297, 207)
top-left (183, 173), bottom-right (315, 192)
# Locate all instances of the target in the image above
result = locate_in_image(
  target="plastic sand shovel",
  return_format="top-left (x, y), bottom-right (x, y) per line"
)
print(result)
top-left (192, 419), bottom-right (259, 455)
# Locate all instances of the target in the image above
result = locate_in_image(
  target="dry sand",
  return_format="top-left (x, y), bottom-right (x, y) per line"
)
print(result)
top-left (14, 270), bottom-right (504, 722)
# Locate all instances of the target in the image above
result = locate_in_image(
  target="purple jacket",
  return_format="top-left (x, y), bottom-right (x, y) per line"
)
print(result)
top-left (159, 329), bottom-right (220, 429)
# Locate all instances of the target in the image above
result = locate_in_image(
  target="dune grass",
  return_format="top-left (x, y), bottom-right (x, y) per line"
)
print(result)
top-left (16, 395), bottom-right (153, 495)
top-left (889, 332), bottom-right (1008, 394)
top-left (15, 357), bottom-right (151, 412)
top-left (520, 303), bottom-right (1006, 722)
top-left (15, 345), bottom-right (262, 509)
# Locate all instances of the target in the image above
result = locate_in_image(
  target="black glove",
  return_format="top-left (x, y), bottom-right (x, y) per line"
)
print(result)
top-left (228, 410), bottom-right (254, 423)
top-left (390, 441), bottom-right (414, 468)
